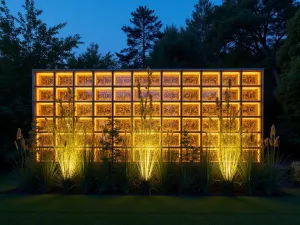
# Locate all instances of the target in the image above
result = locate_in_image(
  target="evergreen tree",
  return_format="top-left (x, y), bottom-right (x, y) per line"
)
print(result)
top-left (116, 6), bottom-right (162, 68)
top-left (68, 42), bottom-right (118, 69)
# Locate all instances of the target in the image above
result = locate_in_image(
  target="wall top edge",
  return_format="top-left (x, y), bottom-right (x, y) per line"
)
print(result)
top-left (32, 68), bottom-right (265, 72)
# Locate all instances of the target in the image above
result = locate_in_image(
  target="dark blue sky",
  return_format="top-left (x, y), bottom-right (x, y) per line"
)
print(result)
top-left (7, 0), bottom-right (221, 55)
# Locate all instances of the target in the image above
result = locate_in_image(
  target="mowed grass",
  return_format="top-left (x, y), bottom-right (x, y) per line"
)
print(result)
top-left (0, 194), bottom-right (300, 225)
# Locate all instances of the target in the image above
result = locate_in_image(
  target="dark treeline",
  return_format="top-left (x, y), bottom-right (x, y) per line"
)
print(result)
top-left (1, 0), bottom-right (300, 168)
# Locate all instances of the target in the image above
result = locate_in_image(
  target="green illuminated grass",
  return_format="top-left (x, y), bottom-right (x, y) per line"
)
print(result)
top-left (0, 194), bottom-right (300, 225)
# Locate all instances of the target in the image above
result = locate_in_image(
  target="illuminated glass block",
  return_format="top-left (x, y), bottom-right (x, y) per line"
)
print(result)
top-left (163, 133), bottom-right (180, 147)
top-left (222, 118), bottom-right (240, 132)
top-left (202, 71), bottom-right (220, 86)
top-left (242, 88), bottom-right (260, 101)
top-left (77, 118), bottom-right (93, 130)
top-left (37, 103), bottom-right (53, 116)
top-left (36, 88), bottom-right (53, 101)
top-left (36, 72), bottom-right (54, 86)
top-left (55, 103), bottom-right (73, 116)
top-left (163, 118), bottom-right (180, 131)
top-left (182, 72), bottom-right (200, 86)
top-left (114, 72), bottom-right (131, 86)
top-left (222, 71), bottom-right (240, 86)
top-left (37, 133), bottom-right (53, 146)
top-left (95, 103), bottom-right (112, 116)
top-left (202, 118), bottom-right (219, 132)
top-left (114, 133), bottom-right (131, 147)
top-left (94, 118), bottom-right (109, 131)
top-left (222, 88), bottom-right (240, 101)
top-left (133, 71), bottom-right (160, 86)
top-left (182, 118), bottom-right (200, 131)
top-left (242, 118), bottom-right (261, 132)
top-left (56, 88), bottom-right (70, 101)
top-left (56, 72), bottom-right (73, 86)
top-left (202, 133), bottom-right (219, 147)
top-left (182, 88), bottom-right (200, 101)
top-left (115, 118), bottom-right (131, 131)
top-left (133, 133), bottom-right (161, 146)
top-left (163, 103), bottom-right (180, 116)
top-left (163, 72), bottom-right (180, 86)
top-left (189, 133), bottom-right (200, 146)
top-left (202, 88), bottom-right (220, 101)
top-left (95, 72), bottom-right (112, 86)
top-left (163, 88), bottom-right (180, 101)
top-left (134, 103), bottom-right (160, 116)
top-left (114, 103), bottom-right (131, 116)
top-left (242, 103), bottom-right (260, 116)
top-left (75, 72), bottom-right (92, 86)
top-left (133, 87), bottom-right (160, 101)
top-left (182, 103), bottom-right (200, 116)
top-left (75, 88), bottom-right (92, 101)
top-left (202, 103), bottom-right (218, 116)
top-left (162, 148), bottom-right (180, 162)
top-left (114, 88), bottom-right (131, 101)
top-left (242, 71), bottom-right (261, 85)
top-left (242, 133), bottom-right (261, 147)
top-left (222, 103), bottom-right (240, 116)
top-left (134, 118), bottom-right (160, 131)
top-left (36, 118), bottom-right (53, 131)
top-left (75, 103), bottom-right (92, 116)
top-left (94, 88), bottom-right (112, 101)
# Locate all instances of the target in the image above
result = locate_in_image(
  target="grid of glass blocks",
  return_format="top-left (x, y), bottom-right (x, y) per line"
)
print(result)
top-left (34, 70), bottom-right (263, 162)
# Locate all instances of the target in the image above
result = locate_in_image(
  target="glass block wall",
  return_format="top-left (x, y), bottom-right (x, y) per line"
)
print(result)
top-left (33, 69), bottom-right (263, 162)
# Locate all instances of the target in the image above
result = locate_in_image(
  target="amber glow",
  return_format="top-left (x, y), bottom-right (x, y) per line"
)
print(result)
top-left (34, 69), bottom-right (262, 163)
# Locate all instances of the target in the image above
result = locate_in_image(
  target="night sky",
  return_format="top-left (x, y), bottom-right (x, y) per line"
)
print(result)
top-left (7, 0), bottom-right (222, 55)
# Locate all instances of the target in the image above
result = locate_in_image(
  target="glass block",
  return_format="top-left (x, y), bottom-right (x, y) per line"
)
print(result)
top-left (75, 88), bottom-right (92, 101)
top-left (94, 88), bottom-right (112, 101)
top-left (134, 103), bottom-right (160, 116)
top-left (75, 72), bottom-right (92, 86)
top-left (36, 118), bottom-right (53, 131)
top-left (182, 72), bottom-right (200, 86)
top-left (114, 118), bottom-right (131, 131)
top-left (75, 103), bottom-right (92, 116)
top-left (182, 118), bottom-right (200, 131)
top-left (162, 148), bottom-right (180, 162)
top-left (95, 103), bottom-right (112, 116)
top-left (202, 88), bottom-right (220, 101)
top-left (202, 103), bottom-right (218, 116)
top-left (56, 88), bottom-right (70, 101)
top-left (222, 71), bottom-right (240, 86)
top-left (202, 118), bottom-right (219, 132)
top-left (189, 133), bottom-right (200, 146)
top-left (163, 133), bottom-right (180, 147)
top-left (222, 118), bottom-right (239, 132)
top-left (114, 103), bottom-right (131, 116)
top-left (114, 72), bottom-right (131, 86)
top-left (182, 88), bottom-right (200, 101)
top-left (242, 88), bottom-right (260, 101)
top-left (162, 72), bottom-right (180, 86)
top-left (182, 103), bottom-right (200, 116)
top-left (55, 103), bottom-right (72, 116)
top-left (242, 133), bottom-right (261, 147)
top-left (163, 88), bottom-right (180, 101)
top-left (222, 103), bottom-right (240, 116)
top-left (94, 118), bottom-right (109, 131)
top-left (134, 118), bottom-right (160, 131)
top-left (36, 88), bottom-right (53, 101)
top-left (114, 88), bottom-right (131, 101)
top-left (163, 103), bottom-right (180, 116)
top-left (163, 118), bottom-right (180, 131)
top-left (242, 118), bottom-right (261, 132)
top-left (37, 133), bottom-right (53, 146)
top-left (222, 88), bottom-right (240, 101)
top-left (202, 133), bottom-right (219, 147)
top-left (242, 71), bottom-right (261, 85)
top-left (36, 72), bottom-right (54, 86)
top-left (202, 71), bottom-right (220, 86)
top-left (56, 72), bottom-right (73, 86)
top-left (95, 72), bottom-right (112, 86)
top-left (36, 103), bottom-right (53, 116)
top-left (133, 71), bottom-right (160, 86)
top-left (242, 103), bottom-right (260, 116)
top-left (133, 87), bottom-right (160, 101)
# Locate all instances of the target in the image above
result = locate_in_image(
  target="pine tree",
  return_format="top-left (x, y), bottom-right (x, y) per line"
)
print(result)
top-left (116, 6), bottom-right (162, 68)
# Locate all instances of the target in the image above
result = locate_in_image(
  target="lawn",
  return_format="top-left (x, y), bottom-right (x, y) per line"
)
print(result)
top-left (0, 193), bottom-right (300, 225)
top-left (1, 172), bottom-right (300, 225)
